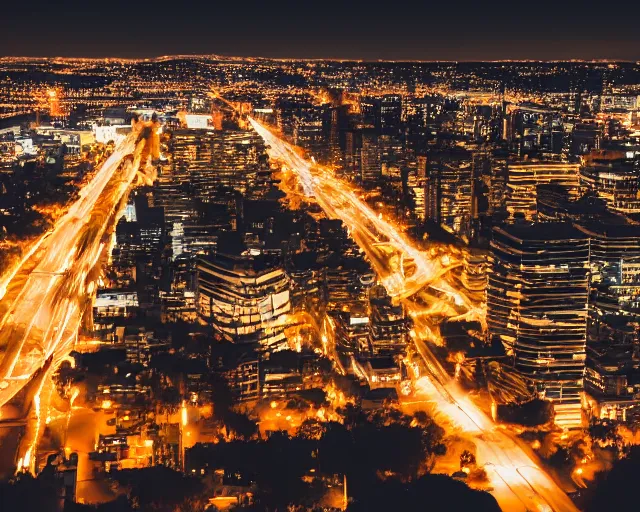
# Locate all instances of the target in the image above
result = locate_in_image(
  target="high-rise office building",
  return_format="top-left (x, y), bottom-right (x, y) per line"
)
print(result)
top-left (368, 286), bottom-right (408, 356)
top-left (170, 129), bottom-right (266, 197)
top-left (505, 161), bottom-right (581, 221)
top-left (360, 131), bottom-right (381, 185)
top-left (293, 106), bottom-right (325, 157)
top-left (503, 104), bottom-right (564, 155)
top-left (405, 96), bottom-right (442, 129)
top-left (406, 156), bottom-right (427, 223)
top-left (331, 302), bottom-right (371, 355)
top-left (157, 128), bottom-right (266, 231)
top-left (488, 223), bottom-right (590, 428)
top-left (360, 97), bottom-right (380, 131)
top-left (197, 250), bottom-right (291, 352)
top-left (425, 150), bottom-right (473, 235)
top-left (360, 94), bottom-right (403, 134)
top-left (327, 105), bottom-right (349, 168)
top-left (380, 95), bottom-right (403, 133)
top-left (580, 150), bottom-right (640, 214)
top-left (275, 96), bottom-right (314, 137)
top-left (343, 129), bottom-right (360, 179)
top-left (576, 223), bottom-right (640, 341)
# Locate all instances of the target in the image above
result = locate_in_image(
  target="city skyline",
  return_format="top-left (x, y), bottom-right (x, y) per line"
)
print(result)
top-left (2, 32), bottom-right (640, 512)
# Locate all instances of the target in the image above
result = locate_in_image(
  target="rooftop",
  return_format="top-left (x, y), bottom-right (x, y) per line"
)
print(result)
top-left (494, 222), bottom-right (587, 243)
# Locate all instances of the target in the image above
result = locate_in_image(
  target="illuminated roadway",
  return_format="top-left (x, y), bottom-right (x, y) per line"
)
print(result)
top-left (249, 116), bottom-right (578, 512)
top-left (0, 133), bottom-right (146, 473)
top-left (250, 118), bottom-right (482, 305)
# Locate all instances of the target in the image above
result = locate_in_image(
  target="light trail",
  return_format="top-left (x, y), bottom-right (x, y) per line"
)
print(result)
top-left (249, 117), bottom-right (577, 512)
top-left (0, 131), bottom-right (149, 474)
top-left (249, 117), bottom-right (477, 305)
top-left (0, 228), bottom-right (53, 302)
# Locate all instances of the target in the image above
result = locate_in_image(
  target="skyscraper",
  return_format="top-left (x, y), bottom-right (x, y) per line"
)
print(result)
top-left (580, 150), bottom-right (640, 214)
top-left (360, 131), bottom-right (381, 185)
top-left (576, 223), bottom-right (640, 342)
top-left (380, 94), bottom-right (403, 133)
top-left (505, 161), bottom-right (581, 222)
top-left (197, 249), bottom-right (291, 352)
top-left (293, 106), bottom-right (325, 157)
top-left (166, 129), bottom-right (268, 201)
top-left (488, 223), bottom-right (590, 428)
top-left (425, 150), bottom-right (473, 235)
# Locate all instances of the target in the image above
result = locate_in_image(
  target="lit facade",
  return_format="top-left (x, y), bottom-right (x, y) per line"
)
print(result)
top-left (360, 131), bottom-right (381, 185)
top-left (425, 153), bottom-right (473, 235)
top-left (197, 253), bottom-right (291, 351)
top-left (488, 223), bottom-right (589, 428)
top-left (580, 150), bottom-right (640, 214)
top-left (292, 106), bottom-right (325, 156)
top-left (577, 223), bottom-right (640, 341)
top-left (368, 297), bottom-right (408, 356)
top-left (170, 129), bottom-right (266, 197)
top-left (505, 161), bottom-right (580, 221)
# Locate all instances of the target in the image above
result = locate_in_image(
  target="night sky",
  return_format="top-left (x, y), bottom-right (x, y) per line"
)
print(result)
top-left (3, 0), bottom-right (640, 61)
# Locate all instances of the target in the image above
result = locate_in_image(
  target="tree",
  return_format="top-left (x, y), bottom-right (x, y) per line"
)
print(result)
top-left (222, 410), bottom-right (258, 440)
top-left (460, 450), bottom-right (476, 471)
top-left (109, 466), bottom-right (206, 512)
top-left (297, 418), bottom-right (327, 440)
top-left (0, 471), bottom-right (59, 512)
top-left (255, 433), bottom-right (314, 508)
top-left (589, 419), bottom-right (622, 448)
top-left (346, 473), bottom-right (501, 512)
top-left (548, 446), bottom-right (572, 471)
top-left (584, 446), bottom-right (640, 511)
top-left (186, 406), bottom-right (450, 511)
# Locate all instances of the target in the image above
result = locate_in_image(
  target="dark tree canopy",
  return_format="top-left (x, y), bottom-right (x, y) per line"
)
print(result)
top-left (346, 474), bottom-right (500, 512)
top-left (186, 407), bottom-right (477, 511)
top-left (584, 446), bottom-right (640, 512)
top-left (0, 471), bottom-right (59, 512)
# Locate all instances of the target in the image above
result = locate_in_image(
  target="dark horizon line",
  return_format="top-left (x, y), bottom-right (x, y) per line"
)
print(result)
top-left (1, 53), bottom-right (639, 64)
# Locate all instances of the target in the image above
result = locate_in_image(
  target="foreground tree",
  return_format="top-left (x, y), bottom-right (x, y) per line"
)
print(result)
top-left (583, 446), bottom-right (640, 512)
top-left (109, 466), bottom-right (206, 512)
top-left (0, 471), bottom-right (59, 512)
top-left (346, 474), bottom-right (500, 512)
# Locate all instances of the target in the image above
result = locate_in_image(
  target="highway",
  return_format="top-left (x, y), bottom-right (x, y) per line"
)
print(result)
top-left (249, 118), bottom-right (475, 302)
top-left (0, 132), bottom-right (146, 473)
top-left (249, 117), bottom-right (578, 512)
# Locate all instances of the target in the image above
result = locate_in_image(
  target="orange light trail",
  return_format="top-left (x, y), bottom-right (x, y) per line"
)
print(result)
top-left (248, 117), bottom-right (577, 512)
top-left (0, 134), bottom-right (145, 411)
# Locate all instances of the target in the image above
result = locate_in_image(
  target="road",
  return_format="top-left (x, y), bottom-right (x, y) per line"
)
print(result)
top-left (0, 132), bottom-right (146, 474)
top-left (249, 118), bottom-right (476, 302)
top-left (249, 117), bottom-right (578, 512)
